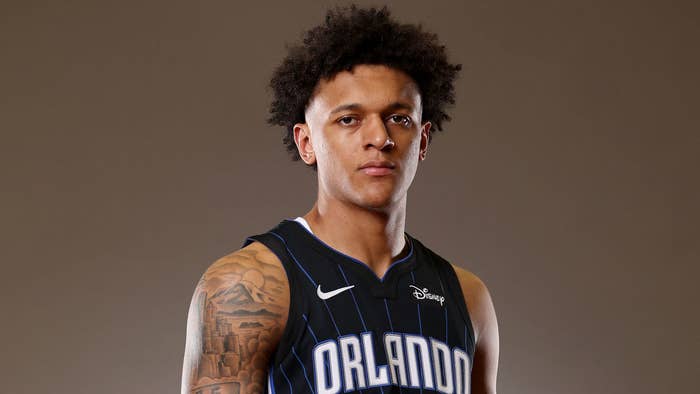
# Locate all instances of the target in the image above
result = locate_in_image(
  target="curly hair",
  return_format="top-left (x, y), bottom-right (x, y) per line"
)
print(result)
top-left (267, 3), bottom-right (462, 170)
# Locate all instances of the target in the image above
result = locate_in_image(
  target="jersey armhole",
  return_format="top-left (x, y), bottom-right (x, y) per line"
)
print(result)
top-left (243, 233), bottom-right (308, 366)
top-left (438, 257), bottom-right (477, 354)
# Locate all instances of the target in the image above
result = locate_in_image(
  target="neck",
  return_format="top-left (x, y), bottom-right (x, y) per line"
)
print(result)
top-left (302, 193), bottom-right (409, 278)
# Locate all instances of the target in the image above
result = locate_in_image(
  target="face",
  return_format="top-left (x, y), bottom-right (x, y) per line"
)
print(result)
top-left (294, 64), bottom-right (431, 210)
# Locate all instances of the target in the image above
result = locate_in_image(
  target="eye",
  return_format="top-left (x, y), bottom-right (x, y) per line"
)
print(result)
top-left (337, 116), bottom-right (358, 126)
top-left (389, 115), bottom-right (412, 127)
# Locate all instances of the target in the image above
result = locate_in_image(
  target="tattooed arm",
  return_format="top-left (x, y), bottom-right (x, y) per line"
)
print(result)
top-left (181, 241), bottom-right (290, 394)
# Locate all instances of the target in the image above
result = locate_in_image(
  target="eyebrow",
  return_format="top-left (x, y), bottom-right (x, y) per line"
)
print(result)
top-left (329, 101), bottom-right (414, 115)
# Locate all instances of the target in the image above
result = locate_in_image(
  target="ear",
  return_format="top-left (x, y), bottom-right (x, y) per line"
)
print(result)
top-left (293, 122), bottom-right (316, 165)
top-left (419, 121), bottom-right (431, 161)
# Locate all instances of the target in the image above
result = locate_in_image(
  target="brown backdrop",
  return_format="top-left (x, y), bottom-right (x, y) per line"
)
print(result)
top-left (1, 0), bottom-right (698, 393)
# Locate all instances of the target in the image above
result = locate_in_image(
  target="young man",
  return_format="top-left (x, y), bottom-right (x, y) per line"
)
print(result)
top-left (181, 5), bottom-right (499, 394)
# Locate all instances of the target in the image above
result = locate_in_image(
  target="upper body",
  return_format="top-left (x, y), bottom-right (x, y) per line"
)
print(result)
top-left (181, 221), bottom-right (498, 394)
top-left (182, 5), bottom-right (498, 394)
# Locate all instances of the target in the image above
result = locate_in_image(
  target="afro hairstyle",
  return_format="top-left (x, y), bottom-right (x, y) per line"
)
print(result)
top-left (267, 3), bottom-right (462, 170)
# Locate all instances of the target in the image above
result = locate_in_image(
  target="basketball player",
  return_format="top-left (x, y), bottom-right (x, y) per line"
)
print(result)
top-left (181, 5), bottom-right (498, 394)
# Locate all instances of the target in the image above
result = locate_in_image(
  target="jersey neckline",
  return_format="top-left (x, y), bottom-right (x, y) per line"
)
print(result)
top-left (281, 217), bottom-right (417, 284)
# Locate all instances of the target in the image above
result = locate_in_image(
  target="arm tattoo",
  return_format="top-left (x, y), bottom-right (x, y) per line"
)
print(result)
top-left (182, 244), bottom-right (290, 394)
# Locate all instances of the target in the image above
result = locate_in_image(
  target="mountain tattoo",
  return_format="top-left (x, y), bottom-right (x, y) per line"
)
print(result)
top-left (181, 241), bottom-right (290, 394)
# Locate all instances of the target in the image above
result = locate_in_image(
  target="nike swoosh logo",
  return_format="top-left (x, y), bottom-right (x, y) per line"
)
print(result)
top-left (317, 284), bottom-right (355, 300)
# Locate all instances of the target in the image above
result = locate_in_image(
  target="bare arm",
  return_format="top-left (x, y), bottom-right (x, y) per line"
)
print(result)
top-left (452, 264), bottom-right (500, 394)
top-left (181, 241), bottom-right (290, 394)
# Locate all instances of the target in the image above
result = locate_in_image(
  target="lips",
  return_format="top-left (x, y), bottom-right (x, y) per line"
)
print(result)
top-left (361, 167), bottom-right (394, 176)
top-left (359, 160), bottom-right (396, 169)
top-left (359, 160), bottom-right (396, 176)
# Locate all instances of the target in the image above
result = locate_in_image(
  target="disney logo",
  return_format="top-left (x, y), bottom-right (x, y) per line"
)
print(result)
top-left (409, 285), bottom-right (445, 306)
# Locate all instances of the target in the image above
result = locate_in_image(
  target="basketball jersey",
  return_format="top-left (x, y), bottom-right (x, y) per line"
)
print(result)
top-left (241, 217), bottom-right (476, 394)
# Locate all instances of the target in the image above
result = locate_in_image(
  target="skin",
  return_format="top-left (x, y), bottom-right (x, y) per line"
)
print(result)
top-left (294, 64), bottom-right (428, 279)
top-left (181, 64), bottom-right (499, 394)
top-left (180, 241), bottom-right (290, 394)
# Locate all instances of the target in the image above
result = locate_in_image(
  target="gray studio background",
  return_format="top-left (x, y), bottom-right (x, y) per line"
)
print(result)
top-left (1, 1), bottom-right (698, 393)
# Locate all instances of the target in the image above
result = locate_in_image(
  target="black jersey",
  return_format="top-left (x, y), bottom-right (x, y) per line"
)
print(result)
top-left (241, 218), bottom-right (475, 394)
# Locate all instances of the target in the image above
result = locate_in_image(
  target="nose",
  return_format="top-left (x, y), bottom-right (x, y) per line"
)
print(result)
top-left (363, 114), bottom-right (394, 151)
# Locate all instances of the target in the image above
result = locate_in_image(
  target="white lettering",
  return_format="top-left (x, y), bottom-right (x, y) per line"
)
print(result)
top-left (431, 338), bottom-right (454, 394)
top-left (312, 332), bottom-right (468, 394)
top-left (362, 332), bottom-right (390, 387)
top-left (405, 335), bottom-right (434, 389)
top-left (409, 285), bottom-right (446, 306)
top-left (313, 341), bottom-right (341, 394)
top-left (453, 347), bottom-right (471, 394)
top-left (384, 333), bottom-right (408, 386)
top-left (339, 335), bottom-right (366, 390)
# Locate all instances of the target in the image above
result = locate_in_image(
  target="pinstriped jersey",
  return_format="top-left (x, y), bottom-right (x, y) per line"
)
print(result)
top-left (241, 218), bottom-right (475, 394)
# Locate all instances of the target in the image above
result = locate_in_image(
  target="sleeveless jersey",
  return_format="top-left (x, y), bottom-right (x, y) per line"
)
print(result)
top-left (241, 218), bottom-right (476, 394)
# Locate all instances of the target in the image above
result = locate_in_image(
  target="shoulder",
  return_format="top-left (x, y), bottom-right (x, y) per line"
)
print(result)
top-left (192, 240), bottom-right (291, 331)
top-left (182, 241), bottom-right (291, 393)
top-left (197, 240), bottom-right (288, 292)
top-left (449, 263), bottom-right (497, 344)
top-left (412, 236), bottom-right (497, 344)
top-left (450, 263), bottom-right (500, 392)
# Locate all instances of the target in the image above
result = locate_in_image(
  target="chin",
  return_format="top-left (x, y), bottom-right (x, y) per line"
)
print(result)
top-left (357, 190), bottom-right (399, 210)
top-left (349, 177), bottom-right (403, 208)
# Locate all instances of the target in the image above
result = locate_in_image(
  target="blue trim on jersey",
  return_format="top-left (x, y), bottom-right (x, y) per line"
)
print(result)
top-left (410, 271), bottom-right (424, 337)
top-left (381, 301), bottom-right (401, 394)
top-left (292, 346), bottom-right (316, 394)
top-left (324, 301), bottom-right (342, 336)
top-left (337, 264), bottom-right (368, 331)
top-left (269, 365), bottom-right (276, 394)
top-left (409, 271), bottom-right (424, 394)
top-left (269, 231), bottom-right (317, 287)
top-left (336, 333), bottom-right (368, 394)
top-left (304, 312), bottom-right (338, 390)
top-left (382, 332), bottom-right (405, 394)
top-left (312, 338), bottom-right (341, 394)
top-left (284, 218), bottom-right (415, 282)
top-left (444, 309), bottom-right (449, 343)
top-left (464, 325), bottom-right (469, 373)
top-left (243, 237), bottom-right (257, 248)
top-left (279, 363), bottom-right (293, 394)
top-left (302, 313), bottom-right (320, 343)
top-left (383, 298), bottom-right (394, 331)
top-left (270, 230), bottom-right (342, 336)
top-left (436, 277), bottom-right (449, 342)
top-left (268, 229), bottom-right (342, 392)
top-left (428, 336), bottom-right (448, 392)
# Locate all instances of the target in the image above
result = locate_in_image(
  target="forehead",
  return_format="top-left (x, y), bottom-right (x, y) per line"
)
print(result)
top-left (307, 64), bottom-right (421, 114)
